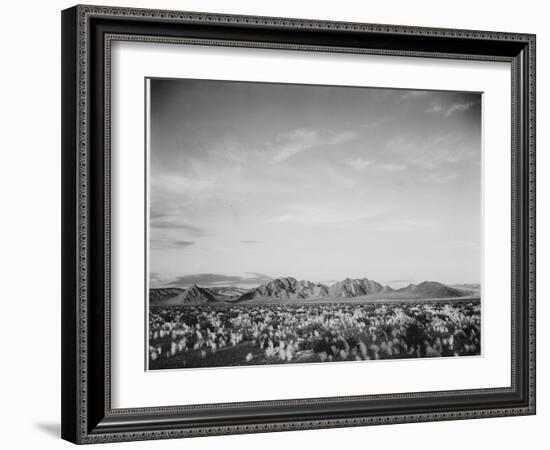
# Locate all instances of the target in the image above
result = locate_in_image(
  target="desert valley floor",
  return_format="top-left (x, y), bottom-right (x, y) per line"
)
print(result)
top-left (148, 277), bottom-right (481, 370)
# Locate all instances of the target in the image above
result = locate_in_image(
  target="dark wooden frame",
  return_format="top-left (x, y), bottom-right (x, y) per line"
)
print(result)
top-left (61, 4), bottom-right (536, 444)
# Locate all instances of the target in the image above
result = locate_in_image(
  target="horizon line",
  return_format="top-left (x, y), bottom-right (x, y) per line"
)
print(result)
top-left (150, 275), bottom-right (481, 290)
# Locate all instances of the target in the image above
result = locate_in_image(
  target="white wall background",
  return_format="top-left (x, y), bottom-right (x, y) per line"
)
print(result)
top-left (0, 0), bottom-right (546, 448)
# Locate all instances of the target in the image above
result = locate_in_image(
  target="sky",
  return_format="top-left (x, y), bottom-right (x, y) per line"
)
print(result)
top-left (148, 78), bottom-right (481, 289)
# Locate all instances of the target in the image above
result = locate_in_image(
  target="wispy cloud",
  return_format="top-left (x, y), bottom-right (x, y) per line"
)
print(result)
top-left (424, 103), bottom-right (444, 114)
top-left (166, 272), bottom-right (273, 288)
top-left (174, 240), bottom-right (195, 247)
top-left (445, 101), bottom-right (477, 116)
top-left (264, 206), bottom-right (438, 232)
top-left (150, 272), bottom-right (175, 287)
top-left (241, 240), bottom-right (262, 244)
top-left (265, 206), bottom-right (383, 227)
top-left (151, 172), bottom-right (216, 195)
top-left (411, 147), bottom-right (477, 170)
top-left (150, 210), bottom-right (167, 219)
top-left (270, 128), bottom-right (357, 163)
top-left (379, 218), bottom-right (438, 232)
top-left (429, 172), bottom-right (458, 184)
top-left (345, 158), bottom-right (406, 173)
top-left (377, 163), bottom-right (407, 173)
top-left (425, 100), bottom-right (478, 117)
top-left (400, 90), bottom-right (429, 100)
top-left (150, 218), bottom-right (209, 236)
top-left (345, 157), bottom-right (373, 170)
top-left (386, 135), bottom-right (479, 171)
top-left (150, 238), bottom-right (196, 249)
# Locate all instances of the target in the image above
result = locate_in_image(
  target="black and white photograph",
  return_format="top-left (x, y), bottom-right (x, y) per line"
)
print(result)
top-left (147, 78), bottom-right (482, 370)
top-left (55, 4), bottom-right (538, 445)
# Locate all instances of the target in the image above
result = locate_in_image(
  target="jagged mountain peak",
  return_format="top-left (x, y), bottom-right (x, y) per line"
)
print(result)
top-left (149, 284), bottom-right (217, 305)
top-left (239, 276), bottom-right (328, 301)
top-left (149, 287), bottom-right (185, 303)
top-left (328, 277), bottom-right (385, 298)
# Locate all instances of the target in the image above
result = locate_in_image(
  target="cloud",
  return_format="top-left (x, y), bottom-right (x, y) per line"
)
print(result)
top-left (445, 101), bottom-right (477, 116)
top-left (150, 272), bottom-right (182, 288)
top-left (425, 101), bottom-right (478, 117)
top-left (429, 172), bottom-right (458, 184)
top-left (424, 104), bottom-right (444, 114)
top-left (385, 135), bottom-right (479, 170)
top-left (151, 172), bottom-right (216, 194)
top-left (377, 163), bottom-right (407, 173)
top-left (379, 218), bottom-right (438, 231)
top-left (165, 272), bottom-right (273, 288)
top-left (262, 204), bottom-right (439, 236)
top-left (150, 239), bottom-right (196, 249)
top-left (150, 218), bottom-right (209, 236)
top-left (271, 128), bottom-right (357, 163)
top-left (265, 206), bottom-right (383, 227)
top-left (241, 240), bottom-right (262, 244)
top-left (411, 147), bottom-right (477, 170)
top-left (400, 90), bottom-right (428, 100)
top-left (359, 117), bottom-right (390, 130)
top-left (263, 207), bottom-right (436, 232)
top-left (174, 240), bottom-right (195, 247)
top-left (150, 210), bottom-right (167, 219)
top-left (345, 157), bottom-right (373, 170)
top-left (345, 158), bottom-right (406, 173)
top-left (150, 272), bottom-right (165, 285)
top-left (270, 129), bottom-right (318, 163)
top-left (246, 272), bottom-right (272, 279)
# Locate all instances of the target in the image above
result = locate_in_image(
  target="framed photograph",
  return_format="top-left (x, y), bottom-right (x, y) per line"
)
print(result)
top-left (61, 5), bottom-right (536, 444)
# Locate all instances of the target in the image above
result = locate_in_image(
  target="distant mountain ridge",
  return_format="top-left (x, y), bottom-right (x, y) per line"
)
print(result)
top-left (395, 281), bottom-right (464, 298)
top-left (150, 276), bottom-right (471, 305)
top-left (238, 277), bottom-right (329, 301)
top-left (150, 284), bottom-right (217, 305)
top-left (328, 277), bottom-right (390, 298)
top-left (149, 287), bottom-right (184, 304)
top-left (207, 286), bottom-right (249, 300)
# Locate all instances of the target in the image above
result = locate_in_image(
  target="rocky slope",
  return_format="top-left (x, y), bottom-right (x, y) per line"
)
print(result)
top-left (150, 285), bottom-right (217, 305)
top-left (149, 287), bottom-right (184, 304)
top-left (327, 277), bottom-right (389, 298)
top-left (396, 281), bottom-right (464, 298)
top-left (238, 277), bottom-right (329, 301)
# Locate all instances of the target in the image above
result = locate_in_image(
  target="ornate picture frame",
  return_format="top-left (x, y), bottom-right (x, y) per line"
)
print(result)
top-left (61, 4), bottom-right (535, 444)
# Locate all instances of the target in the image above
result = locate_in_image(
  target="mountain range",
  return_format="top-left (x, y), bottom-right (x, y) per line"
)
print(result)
top-left (149, 276), bottom-right (471, 306)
